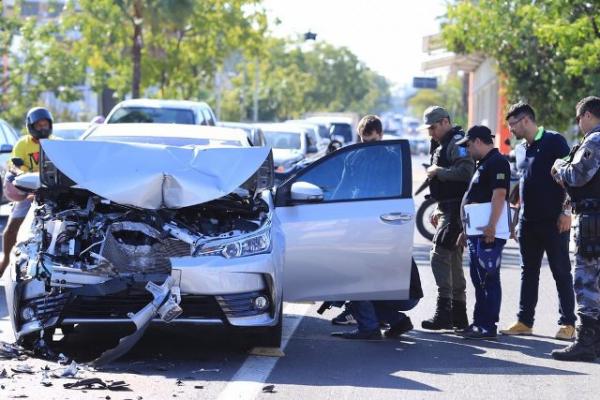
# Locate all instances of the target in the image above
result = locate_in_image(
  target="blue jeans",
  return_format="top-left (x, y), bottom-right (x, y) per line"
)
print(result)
top-left (467, 236), bottom-right (505, 333)
top-left (349, 299), bottom-right (420, 333)
top-left (517, 220), bottom-right (576, 326)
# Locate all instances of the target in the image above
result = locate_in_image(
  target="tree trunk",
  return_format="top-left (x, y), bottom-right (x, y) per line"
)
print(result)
top-left (131, 0), bottom-right (143, 98)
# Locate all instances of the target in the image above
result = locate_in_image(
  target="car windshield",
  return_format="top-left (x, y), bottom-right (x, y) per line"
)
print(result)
top-left (263, 131), bottom-right (301, 150)
top-left (108, 107), bottom-right (195, 124)
top-left (86, 135), bottom-right (241, 147)
top-left (330, 123), bottom-right (353, 143)
top-left (53, 128), bottom-right (87, 140)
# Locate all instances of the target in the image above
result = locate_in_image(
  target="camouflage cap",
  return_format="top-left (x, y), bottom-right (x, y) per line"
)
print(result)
top-left (418, 106), bottom-right (450, 130)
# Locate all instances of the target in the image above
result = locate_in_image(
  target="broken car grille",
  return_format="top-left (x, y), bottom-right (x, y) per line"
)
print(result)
top-left (60, 292), bottom-right (225, 320)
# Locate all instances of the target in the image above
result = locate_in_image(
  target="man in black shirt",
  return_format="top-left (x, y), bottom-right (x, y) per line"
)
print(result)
top-left (500, 102), bottom-right (576, 340)
top-left (456, 126), bottom-right (510, 339)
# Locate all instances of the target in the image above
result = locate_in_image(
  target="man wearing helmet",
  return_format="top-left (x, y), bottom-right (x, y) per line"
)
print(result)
top-left (0, 107), bottom-right (53, 277)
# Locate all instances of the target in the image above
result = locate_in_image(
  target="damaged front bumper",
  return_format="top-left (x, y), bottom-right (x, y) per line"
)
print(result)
top-left (8, 250), bottom-right (283, 342)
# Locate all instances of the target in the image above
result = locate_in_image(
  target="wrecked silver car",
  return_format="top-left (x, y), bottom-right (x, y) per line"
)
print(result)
top-left (5, 125), bottom-right (283, 363)
top-left (5, 124), bottom-right (416, 364)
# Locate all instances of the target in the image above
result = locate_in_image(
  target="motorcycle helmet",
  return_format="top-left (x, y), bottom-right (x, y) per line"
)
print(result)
top-left (26, 107), bottom-right (53, 139)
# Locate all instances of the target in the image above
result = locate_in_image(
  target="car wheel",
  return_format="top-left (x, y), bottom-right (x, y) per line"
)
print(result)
top-left (251, 307), bottom-right (282, 348)
top-left (416, 197), bottom-right (437, 242)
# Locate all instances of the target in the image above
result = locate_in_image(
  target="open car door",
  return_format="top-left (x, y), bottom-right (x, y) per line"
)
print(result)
top-left (275, 140), bottom-right (414, 302)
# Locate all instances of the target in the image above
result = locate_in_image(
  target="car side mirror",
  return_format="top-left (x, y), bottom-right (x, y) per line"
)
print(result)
top-left (291, 181), bottom-right (324, 202)
top-left (14, 172), bottom-right (41, 191)
top-left (0, 144), bottom-right (13, 154)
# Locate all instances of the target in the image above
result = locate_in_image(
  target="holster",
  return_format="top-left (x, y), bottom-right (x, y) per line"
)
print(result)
top-left (576, 212), bottom-right (600, 259)
top-left (433, 203), bottom-right (463, 250)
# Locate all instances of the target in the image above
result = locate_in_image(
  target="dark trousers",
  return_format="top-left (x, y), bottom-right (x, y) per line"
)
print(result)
top-left (349, 299), bottom-right (420, 333)
top-left (517, 220), bottom-right (576, 326)
top-left (467, 236), bottom-right (505, 332)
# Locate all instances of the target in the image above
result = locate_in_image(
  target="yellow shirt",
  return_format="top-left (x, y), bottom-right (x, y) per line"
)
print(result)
top-left (10, 135), bottom-right (43, 172)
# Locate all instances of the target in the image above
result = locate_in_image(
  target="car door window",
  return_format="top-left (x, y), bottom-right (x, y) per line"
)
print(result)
top-left (306, 130), bottom-right (319, 153)
top-left (201, 108), bottom-right (215, 126)
top-left (292, 141), bottom-right (406, 202)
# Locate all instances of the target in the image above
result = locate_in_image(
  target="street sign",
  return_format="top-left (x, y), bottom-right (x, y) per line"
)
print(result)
top-left (413, 77), bottom-right (438, 89)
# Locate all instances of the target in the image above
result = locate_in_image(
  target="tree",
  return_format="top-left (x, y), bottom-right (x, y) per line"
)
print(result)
top-left (220, 38), bottom-right (392, 121)
top-left (62, 0), bottom-right (266, 100)
top-left (0, 1), bottom-right (85, 128)
top-left (442, 0), bottom-right (600, 131)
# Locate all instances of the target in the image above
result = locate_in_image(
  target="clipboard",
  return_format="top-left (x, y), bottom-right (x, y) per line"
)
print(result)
top-left (463, 202), bottom-right (511, 239)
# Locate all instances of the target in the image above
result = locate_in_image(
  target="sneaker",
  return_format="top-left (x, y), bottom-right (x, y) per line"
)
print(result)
top-left (462, 326), bottom-right (497, 340)
top-left (331, 308), bottom-right (357, 325)
top-left (331, 329), bottom-right (382, 340)
top-left (555, 325), bottom-right (576, 341)
top-left (499, 321), bottom-right (533, 336)
top-left (385, 317), bottom-right (414, 338)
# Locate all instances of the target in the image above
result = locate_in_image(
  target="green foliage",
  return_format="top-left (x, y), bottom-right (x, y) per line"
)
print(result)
top-left (442, 0), bottom-right (600, 131)
top-left (408, 77), bottom-right (466, 127)
top-left (1, 0), bottom-right (390, 127)
top-left (0, 2), bottom-right (85, 128)
top-left (220, 39), bottom-right (392, 121)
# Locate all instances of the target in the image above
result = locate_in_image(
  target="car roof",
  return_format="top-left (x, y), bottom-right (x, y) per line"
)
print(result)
top-left (83, 123), bottom-right (249, 145)
top-left (113, 98), bottom-right (211, 110)
top-left (256, 123), bottom-right (307, 134)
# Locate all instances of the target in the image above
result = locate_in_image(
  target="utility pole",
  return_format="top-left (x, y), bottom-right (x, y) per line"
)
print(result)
top-left (252, 58), bottom-right (259, 122)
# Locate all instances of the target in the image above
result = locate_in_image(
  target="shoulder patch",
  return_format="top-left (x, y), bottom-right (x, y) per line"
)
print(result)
top-left (457, 147), bottom-right (468, 157)
top-left (453, 134), bottom-right (462, 140)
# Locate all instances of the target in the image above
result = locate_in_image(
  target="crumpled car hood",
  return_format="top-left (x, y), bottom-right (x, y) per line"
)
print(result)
top-left (41, 140), bottom-right (271, 209)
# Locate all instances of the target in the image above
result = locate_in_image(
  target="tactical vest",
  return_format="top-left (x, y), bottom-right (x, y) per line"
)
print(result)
top-left (565, 129), bottom-right (600, 203)
top-left (429, 127), bottom-right (469, 201)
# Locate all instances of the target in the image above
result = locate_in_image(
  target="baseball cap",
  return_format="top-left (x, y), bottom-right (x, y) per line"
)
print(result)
top-left (418, 106), bottom-right (450, 130)
top-left (456, 125), bottom-right (495, 147)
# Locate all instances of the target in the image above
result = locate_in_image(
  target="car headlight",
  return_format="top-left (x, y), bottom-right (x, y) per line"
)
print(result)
top-left (194, 224), bottom-right (272, 259)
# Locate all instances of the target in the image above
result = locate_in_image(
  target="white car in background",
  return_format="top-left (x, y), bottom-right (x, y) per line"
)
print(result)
top-left (5, 122), bottom-right (414, 364)
top-left (0, 118), bottom-right (21, 203)
top-left (106, 99), bottom-right (217, 126)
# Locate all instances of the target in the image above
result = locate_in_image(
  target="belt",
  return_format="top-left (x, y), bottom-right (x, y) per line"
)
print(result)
top-left (573, 199), bottom-right (600, 214)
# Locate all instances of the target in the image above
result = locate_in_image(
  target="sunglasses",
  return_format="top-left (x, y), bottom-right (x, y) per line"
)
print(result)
top-left (576, 112), bottom-right (586, 124)
top-left (507, 115), bottom-right (525, 128)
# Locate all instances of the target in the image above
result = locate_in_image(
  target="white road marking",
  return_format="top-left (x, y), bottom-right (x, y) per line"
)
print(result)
top-left (216, 302), bottom-right (312, 400)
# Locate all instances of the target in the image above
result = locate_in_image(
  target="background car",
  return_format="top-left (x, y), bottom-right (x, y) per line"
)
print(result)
top-left (106, 99), bottom-right (217, 126)
top-left (284, 119), bottom-right (331, 145)
top-left (0, 118), bottom-right (21, 203)
top-left (218, 121), bottom-right (266, 147)
top-left (52, 122), bottom-right (92, 140)
top-left (257, 123), bottom-right (324, 184)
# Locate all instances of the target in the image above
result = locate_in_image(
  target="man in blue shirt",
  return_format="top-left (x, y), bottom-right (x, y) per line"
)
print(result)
top-left (500, 102), bottom-right (576, 340)
top-left (456, 125), bottom-right (510, 339)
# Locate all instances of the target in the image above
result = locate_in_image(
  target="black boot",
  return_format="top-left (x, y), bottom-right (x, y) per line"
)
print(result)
top-left (421, 297), bottom-right (453, 330)
top-left (452, 300), bottom-right (469, 331)
top-left (551, 316), bottom-right (598, 362)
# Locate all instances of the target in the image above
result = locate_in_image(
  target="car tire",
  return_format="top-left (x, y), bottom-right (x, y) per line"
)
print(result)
top-left (416, 197), bottom-right (437, 242)
top-left (251, 307), bottom-right (282, 348)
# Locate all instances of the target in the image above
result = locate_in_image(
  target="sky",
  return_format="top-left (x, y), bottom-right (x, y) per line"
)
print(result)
top-left (262, 0), bottom-right (448, 88)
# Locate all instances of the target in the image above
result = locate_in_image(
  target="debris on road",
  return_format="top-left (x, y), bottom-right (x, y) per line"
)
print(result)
top-left (11, 364), bottom-right (34, 374)
top-left (262, 384), bottom-right (276, 393)
top-left (63, 377), bottom-right (130, 391)
top-left (0, 342), bottom-right (26, 360)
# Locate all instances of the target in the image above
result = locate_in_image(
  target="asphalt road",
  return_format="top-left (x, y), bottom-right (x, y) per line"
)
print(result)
top-left (0, 155), bottom-right (599, 400)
